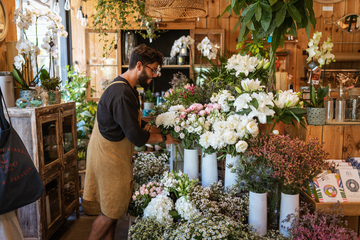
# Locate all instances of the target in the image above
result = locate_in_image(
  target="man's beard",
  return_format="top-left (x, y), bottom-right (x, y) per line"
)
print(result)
top-left (138, 69), bottom-right (150, 89)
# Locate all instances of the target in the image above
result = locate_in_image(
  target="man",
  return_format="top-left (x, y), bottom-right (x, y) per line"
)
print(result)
top-left (83, 44), bottom-right (178, 240)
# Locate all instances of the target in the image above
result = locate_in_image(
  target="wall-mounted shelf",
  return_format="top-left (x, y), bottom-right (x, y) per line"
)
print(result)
top-left (121, 65), bottom-right (190, 68)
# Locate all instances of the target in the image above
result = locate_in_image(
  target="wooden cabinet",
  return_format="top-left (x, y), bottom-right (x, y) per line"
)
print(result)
top-left (7, 102), bottom-right (79, 240)
top-left (285, 123), bottom-right (360, 159)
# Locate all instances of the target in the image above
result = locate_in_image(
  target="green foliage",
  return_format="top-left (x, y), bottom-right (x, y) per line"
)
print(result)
top-left (146, 89), bottom-right (155, 102)
top-left (236, 38), bottom-right (270, 59)
top-left (222, 0), bottom-right (316, 51)
top-left (41, 76), bottom-right (62, 91)
top-left (12, 63), bottom-right (43, 90)
top-left (302, 85), bottom-right (329, 108)
top-left (65, 66), bottom-right (98, 143)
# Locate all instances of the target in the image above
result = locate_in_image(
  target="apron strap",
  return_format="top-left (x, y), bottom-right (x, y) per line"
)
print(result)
top-left (105, 80), bottom-right (127, 91)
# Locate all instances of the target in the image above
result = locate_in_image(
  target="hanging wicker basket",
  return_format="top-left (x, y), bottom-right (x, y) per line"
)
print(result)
top-left (145, 0), bottom-right (206, 18)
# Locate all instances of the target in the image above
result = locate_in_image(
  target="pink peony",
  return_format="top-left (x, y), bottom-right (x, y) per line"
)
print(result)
top-left (199, 110), bottom-right (207, 116)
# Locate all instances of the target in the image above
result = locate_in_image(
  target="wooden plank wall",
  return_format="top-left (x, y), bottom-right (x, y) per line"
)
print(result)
top-left (0, 0), bottom-right (17, 71)
top-left (67, 0), bottom-right (360, 92)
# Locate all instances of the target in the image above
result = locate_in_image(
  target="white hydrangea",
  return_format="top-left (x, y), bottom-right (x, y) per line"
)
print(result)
top-left (175, 196), bottom-right (200, 221)
top-left (143, 194), bottom-right (174, 225)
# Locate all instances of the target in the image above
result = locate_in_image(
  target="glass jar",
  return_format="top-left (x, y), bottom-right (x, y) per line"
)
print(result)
top-left (335, 84), bottom-right (346, 122)
top-left (324, 84), bottom-right (334, 123)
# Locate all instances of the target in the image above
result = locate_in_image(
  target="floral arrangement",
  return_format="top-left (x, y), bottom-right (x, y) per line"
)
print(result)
top-left (244, 134), bottom-right (329, 194)
top-left (129, 217), bottom-right (166, 240)
top-left (170, 35), bottom-right (194, 57)
top-left (131, 181), bottom-right (164, 217)
top-left (306, 32), bottom-right (335, 67)
top-left (155, 103), bottom-right (210, 149)
top-left (133, 152), bottom-right (169, 186)
top-left (161, 171), bottom-right (198, 200)
top-left (225, 54), bottom-right (270, 86)
top-left (162, 83), bottom-right (204, 110)
top-left (12, 7), bottom-right (68, 89)
top-left (286, 203), bottom-right (358, 240)
top-left (189, 181), bottom-right (249, 222)
top-left (197, 36), bottom-right (219, 60)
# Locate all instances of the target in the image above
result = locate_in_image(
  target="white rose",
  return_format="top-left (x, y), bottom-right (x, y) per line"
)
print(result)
top-left (246, 121), bottom-right (259, 136)
top-left (235, 141), bottom-right (248, 153)
top-left (174, 126), bottom-right (181, 132)
top-left (179, 133), bottom-right (185, 139)
top-left (273, 130), bottom-right (279, 135)
top-left (223, 130), bottom-right (238, 145)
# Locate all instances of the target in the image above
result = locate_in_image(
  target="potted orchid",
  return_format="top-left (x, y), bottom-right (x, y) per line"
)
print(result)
top-left (304, 31), bottom-right (334, 125)
top-left (12, 7), bottom-right (68, 102)
top-left (170, 35), bottom-right (194, 65)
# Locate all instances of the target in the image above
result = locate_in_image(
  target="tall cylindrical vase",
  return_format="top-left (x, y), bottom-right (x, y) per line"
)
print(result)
top-left (170, 144), bottom-right (183, 172)
top-left (225, 154), bottom-right (239, 189)
top-left (201, 152), bottom-right (217, 187)
top-left (184, 149), bottom-right (199, 180)
top-left (249, 191), bottom-right (267, 236)
top-left (279, 192), bottom-right (299, 237)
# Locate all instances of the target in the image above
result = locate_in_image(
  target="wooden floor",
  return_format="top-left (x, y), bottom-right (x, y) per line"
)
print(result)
top-left (48, 211), bottom-right (130, 240)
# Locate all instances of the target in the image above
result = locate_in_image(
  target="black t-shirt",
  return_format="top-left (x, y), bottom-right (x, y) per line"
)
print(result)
top-left (96, 76), bottom-right (150, 147)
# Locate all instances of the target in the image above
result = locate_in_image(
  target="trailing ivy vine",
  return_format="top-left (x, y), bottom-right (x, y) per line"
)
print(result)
top-left (93, 0), bottom-right (164, 58)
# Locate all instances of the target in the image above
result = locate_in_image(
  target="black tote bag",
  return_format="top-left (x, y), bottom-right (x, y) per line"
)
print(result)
top-left (0, 88), bottom-right (44, 215)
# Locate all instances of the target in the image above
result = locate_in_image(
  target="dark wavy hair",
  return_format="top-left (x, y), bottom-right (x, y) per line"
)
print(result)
top-left (128, 44), bottom-right (164, 70)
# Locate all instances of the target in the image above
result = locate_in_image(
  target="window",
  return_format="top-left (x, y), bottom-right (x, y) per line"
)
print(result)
top-left (15, 0), bottom-right (71, 85)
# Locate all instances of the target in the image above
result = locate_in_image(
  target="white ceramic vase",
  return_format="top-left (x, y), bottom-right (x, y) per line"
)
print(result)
top-left (225, 154), bottom-right (239, 189)
top-left (279, 192), bottom-right (299, 237)
top-left (249, 191), bottom-right (267, 236)
top-left (184, 148), bottom-right (199, 180)
top-left (201, 152), bottom-right (217, 187)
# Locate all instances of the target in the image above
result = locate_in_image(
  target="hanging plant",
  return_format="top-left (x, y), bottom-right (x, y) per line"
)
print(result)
top-left (222, 0), bottom-right (317, 91)
top-left (93, 0), bottom-right (165, 57)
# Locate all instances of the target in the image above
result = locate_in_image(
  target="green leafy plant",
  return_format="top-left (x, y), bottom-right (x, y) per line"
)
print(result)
top-left (65, 66), bottom-right (98, 142)
top-left (146, 89), bottom-right (155, 102)
top-left (302, 85), bottom-right (329, 108)
top-left (222, 0), bottom-right (317, 90)
top-left (41, 74), bottom-right (62, 92)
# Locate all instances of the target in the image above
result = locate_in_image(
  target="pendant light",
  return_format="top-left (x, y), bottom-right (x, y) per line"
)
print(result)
top-left (145, 0), bottom-right (206, 19)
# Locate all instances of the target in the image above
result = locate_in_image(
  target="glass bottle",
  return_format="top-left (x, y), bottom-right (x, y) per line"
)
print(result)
top-left (324, 84), bottom-right (334, 123)
top-left (335, 83), bottom-right (346, 122)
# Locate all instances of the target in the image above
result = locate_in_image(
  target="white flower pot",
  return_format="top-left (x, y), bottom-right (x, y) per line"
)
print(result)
top-left (184, 149), bottom-right (199, 180)
top-left (249, 191), bottom-right (267, 236)
top-left (201, 152), bottom-right (217, 187)
top-left (279, 192), bottom-right (299, 237)
top-left (225, 154), bottom-right (239, 189)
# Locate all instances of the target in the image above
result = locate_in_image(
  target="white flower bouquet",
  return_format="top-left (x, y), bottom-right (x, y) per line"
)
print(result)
top-left (133, 152), bottom-right (169, 186)
top-left (224, 53), bottom-right (270, 87)
top-left (12, 7), bottom-right (68, 89)
top-left (155, 103), bottom-right (211, 149)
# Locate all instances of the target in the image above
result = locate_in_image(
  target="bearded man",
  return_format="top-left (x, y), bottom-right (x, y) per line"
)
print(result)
top-left (83, 44), bottom-right (178, 240)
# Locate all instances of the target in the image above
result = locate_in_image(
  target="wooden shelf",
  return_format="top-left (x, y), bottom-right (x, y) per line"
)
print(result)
top-left (121, 65), bottom-right (190, 68)
top-left (326, 121), bottom-right (360, 125)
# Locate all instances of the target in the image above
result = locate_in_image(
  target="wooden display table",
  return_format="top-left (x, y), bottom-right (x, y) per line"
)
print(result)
top-left (301, 191), bottom-right (359, 234)
top-left (286, 122), bottom-right (360, 234)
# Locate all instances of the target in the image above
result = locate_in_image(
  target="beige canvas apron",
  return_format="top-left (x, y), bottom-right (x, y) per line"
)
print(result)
top-left (83, 81), bottom-right (142, 219)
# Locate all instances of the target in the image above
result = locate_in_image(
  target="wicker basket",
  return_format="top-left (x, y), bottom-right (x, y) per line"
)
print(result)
top-left (80, 189), bottom-right (101, 216)
top-left (145, 0), bottom-right (206, 18)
